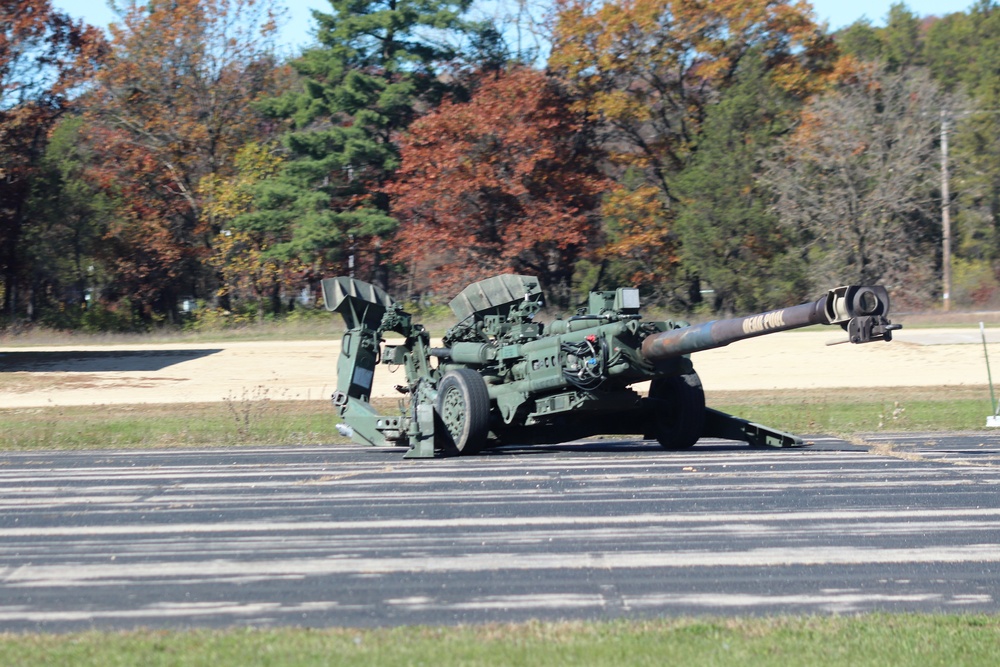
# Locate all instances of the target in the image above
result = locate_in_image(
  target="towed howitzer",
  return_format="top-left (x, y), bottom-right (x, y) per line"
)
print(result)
top-left (324, 275), bottom-right (899, 458)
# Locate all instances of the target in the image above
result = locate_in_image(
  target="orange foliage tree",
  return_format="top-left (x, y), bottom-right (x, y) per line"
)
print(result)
top-left (0, 0), bottom-right (104, 317)
top-left (386, 68), bottom-right (609, 304)
top-left (200, 141), bottom-right (300, 320)
top-left (549, 0), bottom-right (837, 291)
top-left (85, 0), bottom-right (286, 320)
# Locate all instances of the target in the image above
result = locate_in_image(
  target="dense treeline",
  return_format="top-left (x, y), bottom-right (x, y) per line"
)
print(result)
top-left (1, 0), bottom-right (998, 332)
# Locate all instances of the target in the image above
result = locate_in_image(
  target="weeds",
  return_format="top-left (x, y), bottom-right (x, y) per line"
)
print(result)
top-left (222, 385), bottom-right (277, 440)
top-left (878, 401), bottom-right (907, 429)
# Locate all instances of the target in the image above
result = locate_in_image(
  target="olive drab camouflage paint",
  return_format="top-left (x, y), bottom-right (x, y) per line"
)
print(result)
top-left (324, 275), bottom-right (899, 458)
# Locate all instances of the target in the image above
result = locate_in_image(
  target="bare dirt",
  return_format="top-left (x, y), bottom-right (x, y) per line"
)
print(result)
top-left (1, 326), bottom-right (998, 408)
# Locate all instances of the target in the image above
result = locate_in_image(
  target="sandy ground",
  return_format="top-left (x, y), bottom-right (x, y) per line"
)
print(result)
top-left (1, 326), bottom-right (998, 408)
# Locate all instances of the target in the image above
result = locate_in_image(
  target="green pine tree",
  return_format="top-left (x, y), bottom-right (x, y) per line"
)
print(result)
top-left (673, 54), bottom-right (808, 313)
top-left (24, 117), bottom-right (114, 327)
top-left (836, 3), bottom-right (925, 71)
top-left (925, 1), bottom-right (1000, 296)
top-left (882, 3), bottom-right (925, 70)
top-left (240, 0), bottom-right (473, 285)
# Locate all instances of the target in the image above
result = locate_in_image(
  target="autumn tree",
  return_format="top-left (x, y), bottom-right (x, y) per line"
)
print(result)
top-left (248, 0), bottom-right (474, 289)
top-left (87, 0), bottom-right (285, 321)
top-left (549, 0), bottom-right (836, 304)
top-left (0, 0), bottom-right (103, 319)
top-left (200, 141), bottom-right (295, 320)
top-left (764, 65), bottom-right (944, 304)
top-left (387, 67), bottom-right (608, 304)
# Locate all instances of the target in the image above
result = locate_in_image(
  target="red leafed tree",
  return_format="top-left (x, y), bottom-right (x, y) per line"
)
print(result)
top-left (85, 124), bottom-right (195, 314)
top-left (387, 68), bottom-right (609, 304)
top-left (85, 0), bottom-right (286, 320)
top-left (0, 0), bottom-right (104, 317)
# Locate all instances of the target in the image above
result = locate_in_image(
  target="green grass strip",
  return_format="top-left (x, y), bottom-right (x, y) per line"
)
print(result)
top-left (712, 398), bottom-right (990, 435)
top-left (0, 393), bottom-right (995, 451)
top-left (1, 615), bottom-right (998, 667)
top-left (0, 401), bottom-right (347, 450)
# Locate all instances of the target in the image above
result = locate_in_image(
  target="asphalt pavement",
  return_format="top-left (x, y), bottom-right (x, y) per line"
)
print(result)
top-left (1, 434), bottom-right (999, 632)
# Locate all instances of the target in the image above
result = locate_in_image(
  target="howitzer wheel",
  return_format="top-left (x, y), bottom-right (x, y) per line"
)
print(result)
top-left (649, 372), bottom-right (706, 449)
top-left (435, 369), bottom-right (491, 455)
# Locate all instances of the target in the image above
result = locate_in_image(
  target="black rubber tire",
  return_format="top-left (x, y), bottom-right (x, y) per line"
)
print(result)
top-left (435, 369), bottom-right (491, 455)
top-left (649, 372), bottom-right (706, 449)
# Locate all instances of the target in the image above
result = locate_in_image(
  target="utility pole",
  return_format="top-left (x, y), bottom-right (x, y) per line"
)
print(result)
top-left (941, 111), bottom-right (952, 312)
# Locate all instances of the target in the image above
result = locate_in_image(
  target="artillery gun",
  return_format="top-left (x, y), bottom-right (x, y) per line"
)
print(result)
top-left (324, 274), bottom-right (899, 458)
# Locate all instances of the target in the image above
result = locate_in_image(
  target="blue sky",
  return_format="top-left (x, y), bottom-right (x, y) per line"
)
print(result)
top-left (49, 0), bottom-right (970, 53)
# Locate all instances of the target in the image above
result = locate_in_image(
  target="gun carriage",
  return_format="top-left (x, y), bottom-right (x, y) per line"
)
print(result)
top-left (324, 275), bottom-right (898, 458)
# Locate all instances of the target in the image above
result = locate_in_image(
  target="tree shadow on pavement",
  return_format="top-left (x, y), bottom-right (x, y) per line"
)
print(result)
top-left (0, 349), bottom-right (224, 373)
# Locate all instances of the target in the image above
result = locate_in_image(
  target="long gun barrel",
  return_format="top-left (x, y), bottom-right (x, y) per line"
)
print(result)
top-left (641, 285), bottom-right (899, 362)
